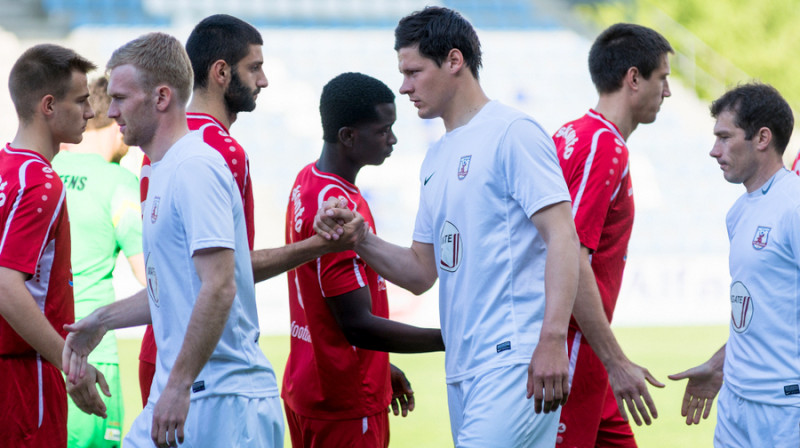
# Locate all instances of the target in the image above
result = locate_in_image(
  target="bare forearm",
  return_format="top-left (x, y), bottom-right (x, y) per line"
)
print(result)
top-left (356, 234), bottom-right (436, 295)
top-left (251, 236), bottom-right (329, 283)
top-left (0, 291), bottom-right (65, 369)
top-left (167, 283), bottom-right (233, 389)
top-left (344, 317), bottom-right (444, 353)
top-left (572, 249), bottom-right (627, 366)
top-left (95, 288), bottom-right (151, 330)
top-left (706, 344), bottom-right (726, 371)
top-left (539, 231), bottom-right (579, 343)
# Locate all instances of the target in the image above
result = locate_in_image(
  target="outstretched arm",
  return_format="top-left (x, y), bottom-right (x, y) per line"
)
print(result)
top-left (251, 232), bottom-right (365, 283)
top-left (527, 202), bottom-right (580, 414)
top-left (314, 198), bottom-right (437, 295)
top-left (0, 267), bottom-right (110, 417)
top-left (325, 287), bottom-right (444, 353)
top-left (63, 288), bottom-right (150, 382)
top-left (668, 344), bottom-right (725, 425)
top-left (151, 247), bottom-right (237, 447)
top-left (572, 245), bottom-right (664, 425)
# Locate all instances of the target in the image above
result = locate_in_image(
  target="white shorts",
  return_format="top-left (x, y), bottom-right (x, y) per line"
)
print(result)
top-left (124, 394), bottom-right (284, 447)
top-left (715, 383), bottom-right (800, 447)
top-left (447, 363), bottom-right (561, 448)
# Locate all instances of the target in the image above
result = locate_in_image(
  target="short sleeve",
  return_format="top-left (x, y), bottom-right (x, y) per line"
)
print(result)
top-left (412, 174), bottom-right (434, 244)
top-left (0, 176), bottom-right (64, 274)
top-left (174, 155), bottom-right (236, 254)
top-left (111, 167), bottom-right (143, 258)
top-left (502, 119), bottom-right (571, 218)
top-left (566, 131), bottom-right (626, 250)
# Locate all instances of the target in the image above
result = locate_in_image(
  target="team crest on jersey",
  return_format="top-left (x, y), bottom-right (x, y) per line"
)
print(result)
top-left (457, 155), bottom-right (472, 180)
top-left (752, 226), bottom-right (770, 250)
top-left (145, 253), bottom-right (159, 308)
top-left (150, 196), bottom-right (161, 223)
top-left (439, 221), bottom-right (463, 272)
top-left (730, 281), bottom-right (753, 333)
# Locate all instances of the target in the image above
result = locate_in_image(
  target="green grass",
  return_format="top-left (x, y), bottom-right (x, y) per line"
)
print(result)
top-left (117, 325), bottom-right (728, 447)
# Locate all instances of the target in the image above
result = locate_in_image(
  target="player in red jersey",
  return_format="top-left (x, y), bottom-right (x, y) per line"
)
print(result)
top-left (0, 44), bottom-right (109, 447)
top-left (791, 151), bottom-right (800, 176)
top-left (552, 24), bottom-right (673, 447)
top-left (137, 14), bottom-right (357, 406)
top-left (284, 72), bottom-right (443, 448)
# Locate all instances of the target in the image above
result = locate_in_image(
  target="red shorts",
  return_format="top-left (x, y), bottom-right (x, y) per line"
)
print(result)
top-left (0, 355), bottom-right (67, 447)
top-left (284, 402), bottom-right (389, 448)
top-left (557, 328), bottom-right (636, 448)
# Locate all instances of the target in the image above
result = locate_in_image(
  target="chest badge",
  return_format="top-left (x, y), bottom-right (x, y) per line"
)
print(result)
top-left (457, 155), bottom-right (472, 180)
top-left (150, 196), bottom-right (161, 223)
top-left (752, 226), bottom-right (770, 250)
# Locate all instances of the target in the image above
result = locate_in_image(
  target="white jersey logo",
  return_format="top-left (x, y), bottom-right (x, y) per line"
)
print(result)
top-left (145, 253), bottom-right (159, 308)
top-left (730, 281), bottom-right (753, 333)
top-left (439, 221), bottom-right (463, 272)
top-left (555, 124), bottom-right (578, 159)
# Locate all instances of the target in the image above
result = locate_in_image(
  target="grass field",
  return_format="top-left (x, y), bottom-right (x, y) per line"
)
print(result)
top-left (117, 325), bottom-right (728, 447)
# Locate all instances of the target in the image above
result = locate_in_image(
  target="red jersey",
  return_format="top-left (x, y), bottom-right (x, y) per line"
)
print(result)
top-left (282, 162), bottom-right (391, 420)
top-left (553, 110), bottom-right (633, 325)
top-left (792, 151), bottom-right (800, 176)
top-left (138, 112), bottom-right (255, 365)
top-left (0, 144), bottom-right (74, 355)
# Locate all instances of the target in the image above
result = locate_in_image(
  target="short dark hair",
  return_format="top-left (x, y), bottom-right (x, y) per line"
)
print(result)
top-left (86, 76), bottom-right (112, 131)
top-left (394, 6), bottom-right (482, 79)
top-left (186, 14), bottom-right (263, 89)
top-left (320, 72), bottom-right (395, 143)
top-left (711, 83), bottom-right (794, 155)
top-left (9, 44), bottom-right (96, 122)
top-left (589, 23), bottom-right (673, 94)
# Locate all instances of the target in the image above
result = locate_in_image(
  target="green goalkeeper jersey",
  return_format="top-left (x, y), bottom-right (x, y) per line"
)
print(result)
top-left (52, 151), bottom-right (142, 364)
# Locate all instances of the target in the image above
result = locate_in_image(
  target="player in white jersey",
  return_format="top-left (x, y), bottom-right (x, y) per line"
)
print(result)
top-left (669, 83), bottom-right (800, 447)
top-left (316, 7), bottom-right (580, 447)
top-left (62, 33), bottom-right (283, 447)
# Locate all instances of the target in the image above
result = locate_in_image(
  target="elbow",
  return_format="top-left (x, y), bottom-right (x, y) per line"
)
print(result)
top-left (408, 273), bottom-right (437, 296)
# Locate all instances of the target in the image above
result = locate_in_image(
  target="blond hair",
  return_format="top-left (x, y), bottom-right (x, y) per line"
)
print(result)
top-left (107, 32), bottom-right (193, 104)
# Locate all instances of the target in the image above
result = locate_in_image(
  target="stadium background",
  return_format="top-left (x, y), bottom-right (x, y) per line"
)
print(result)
top-left (1, 0), bottom-right (794, 446)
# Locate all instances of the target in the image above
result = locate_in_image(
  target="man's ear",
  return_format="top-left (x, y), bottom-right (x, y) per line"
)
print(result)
top-left (209, 59), bottom-right (230, 88)
top-left (754, 126), bottom-right (773, 152)
top-left (446, 48), bottom-right (465, 75)
top-left (624, 66), bottom-right (641, 91)
top-left (40, 94), bottom-right (56, 117)
top-left (154, 85), bottom-right (173, 111)
top-left (338, 126), bottom-right (356, 147)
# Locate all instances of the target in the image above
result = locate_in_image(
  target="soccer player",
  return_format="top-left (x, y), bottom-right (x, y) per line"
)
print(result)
top-left (53, 75), bottom-right (145, 448)
top-left (284, 72), bottom-right (444, 448)
top-left (316, 7), bottom-right (580, 447)
top-left (136, 14), bottom-right (356, 406)
top-left (669, 83), bottom-right (799, 447)
top-left (62, 33), bottom-right (283, 447)
top-left (0, 44), bottom-right (108, 446)
top-left (551, 23), bottom-right (672, 446)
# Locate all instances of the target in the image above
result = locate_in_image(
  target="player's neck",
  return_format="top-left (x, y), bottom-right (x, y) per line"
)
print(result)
top-left (744, 158), bottom-right (784, 193)
top-left (441, 80), bottom-right (490, 133)
top-left (11, 122), bottom-right (59, 162)
top-left (187, 91), bottom-right (233, 130)
top-left (594, 97), bottom-right (635, 141)
top-left (316, 144), bottom-right (360, 185)
top-left (141, 113), bottom-right (191, 163)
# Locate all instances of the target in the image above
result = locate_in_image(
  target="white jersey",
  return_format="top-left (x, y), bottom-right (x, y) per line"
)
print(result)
top-left (724, 168), bottom-right (800, 405)
top-left (413, 101), bottom-right (571, 382)
top-left (142, 132), bottom-right (278, 404)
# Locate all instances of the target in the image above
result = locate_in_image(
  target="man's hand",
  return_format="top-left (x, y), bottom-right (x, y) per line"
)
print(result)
top-left (668, 362), bottom-right (723, 425)
top-left (63, 312), bottom-right (108, 383)
top-left (67, 364), bottom-right (110, 418)
top-left (527, 338), bottom-right (569, 413)
top-left (607, 359), bottom-right (664, 425)
top-left (151, 383), bottom-right (191, 448)
top-left (389, 364), bottom-right (415, 417)
top-left (313, 197), bottom-right (368, 247)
